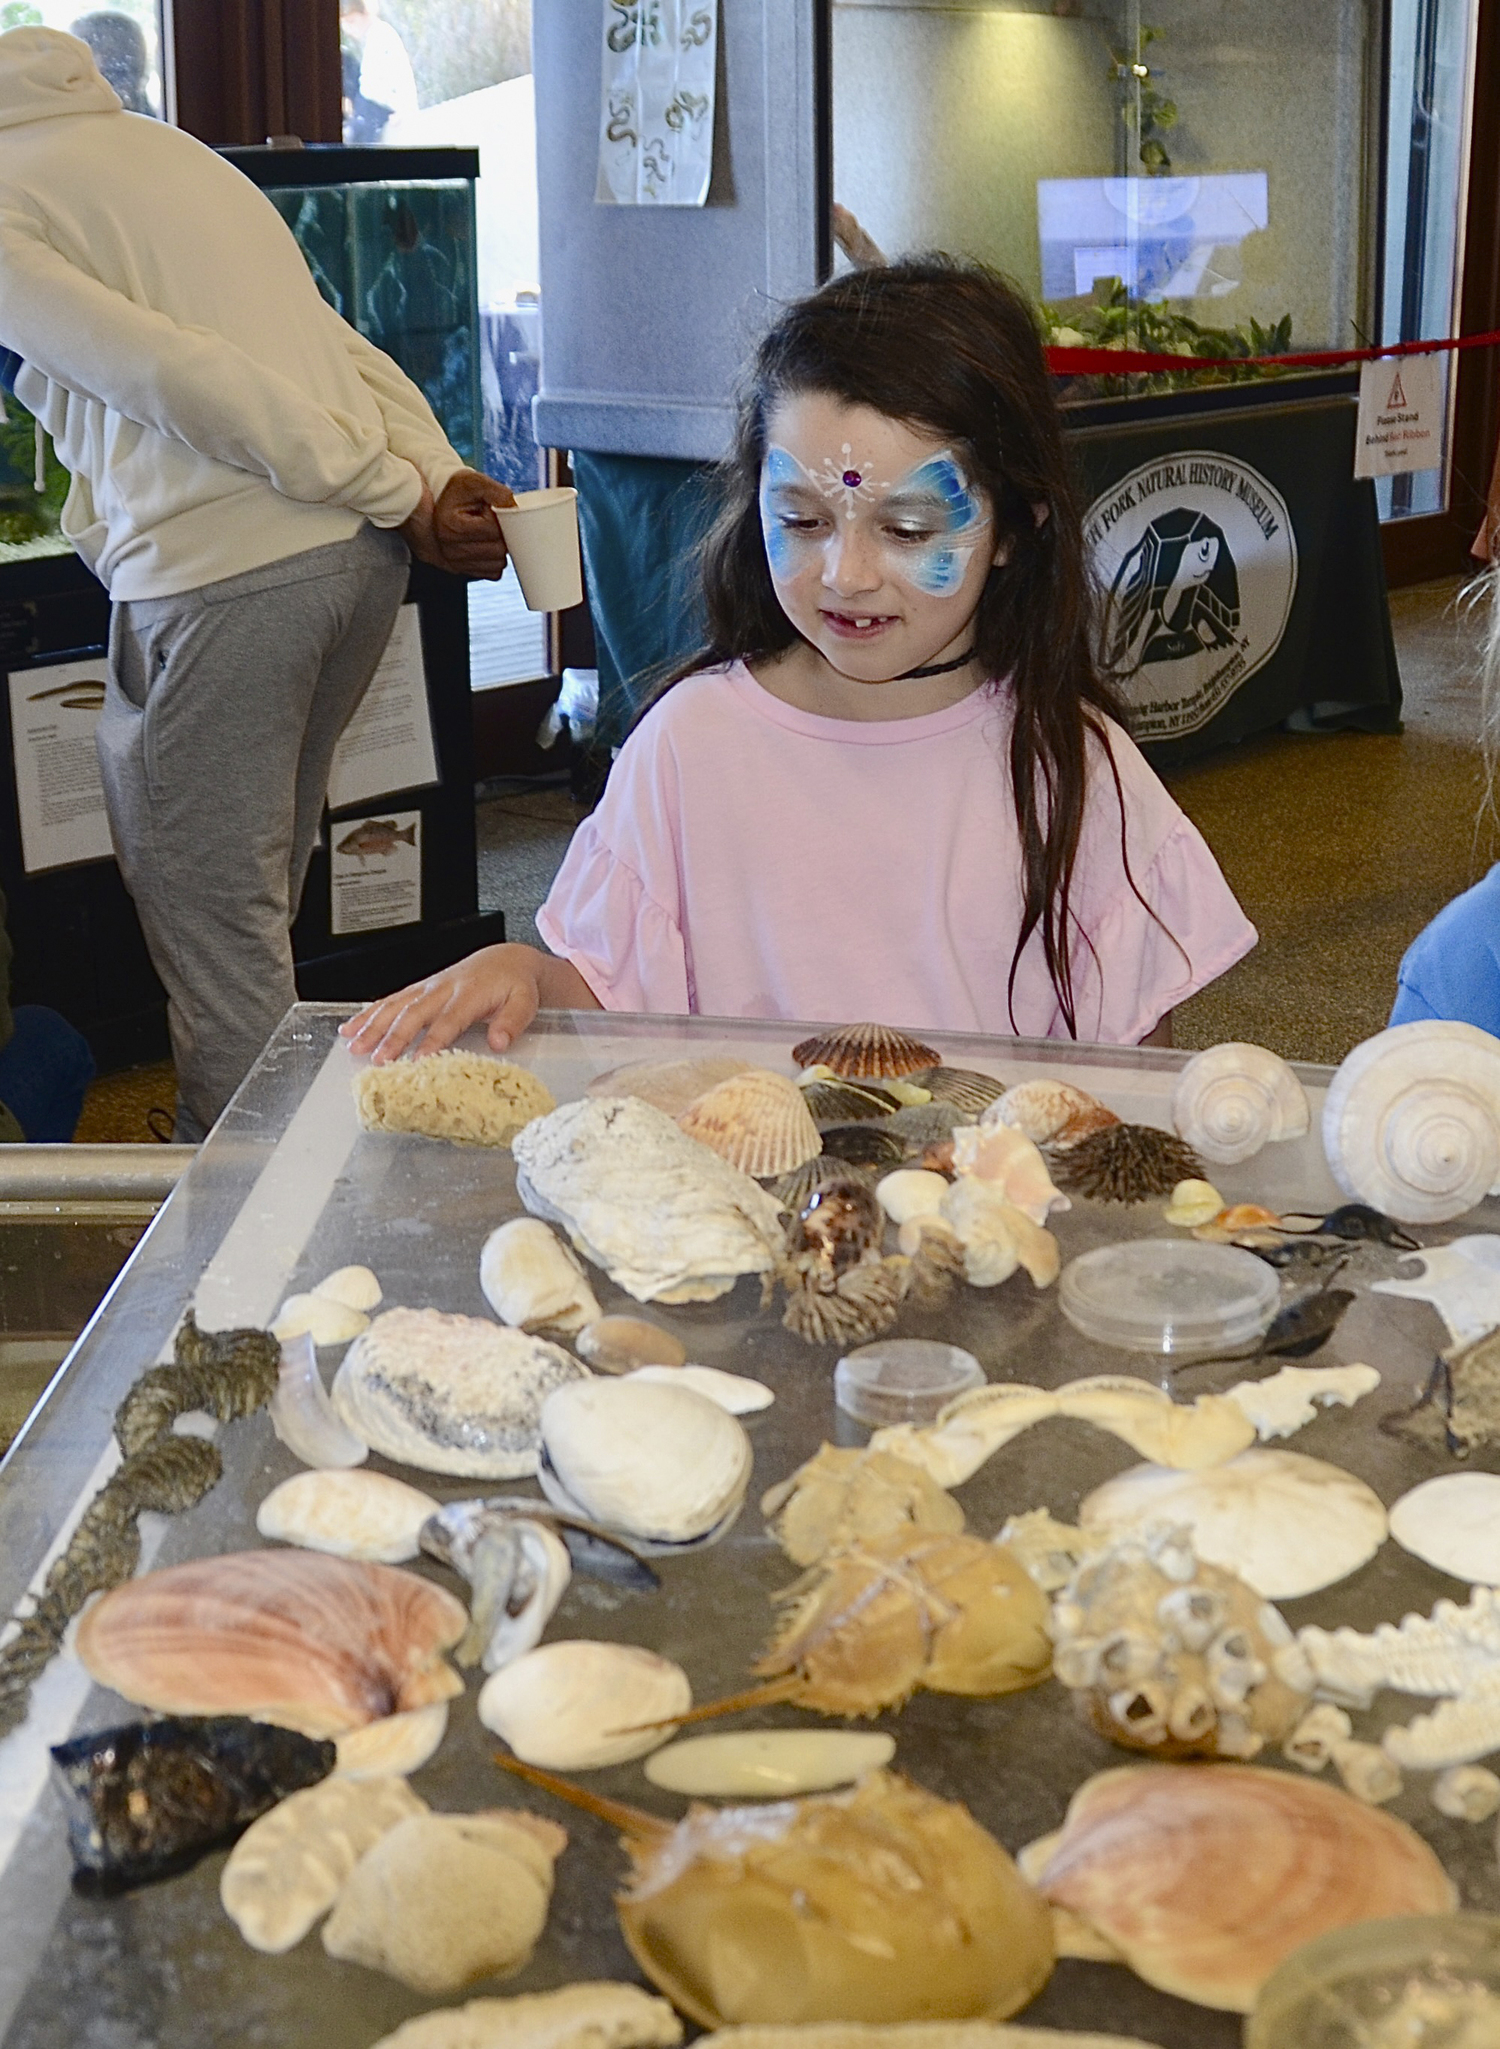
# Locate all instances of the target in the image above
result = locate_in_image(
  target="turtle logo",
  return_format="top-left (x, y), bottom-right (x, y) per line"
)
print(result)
top-left (1105, 508), bottom-right (1241, 672)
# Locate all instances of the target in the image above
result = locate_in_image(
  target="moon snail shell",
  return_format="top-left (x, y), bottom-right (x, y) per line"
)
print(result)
top-left (1322, 1022), bottom-right (1500, 1225)
top-left (1172, 1043), bottom-right (1309, 1166)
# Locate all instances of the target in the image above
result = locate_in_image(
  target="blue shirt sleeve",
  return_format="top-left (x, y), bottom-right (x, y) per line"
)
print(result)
top-left (1390, 864), bottom-right (1500, 1035)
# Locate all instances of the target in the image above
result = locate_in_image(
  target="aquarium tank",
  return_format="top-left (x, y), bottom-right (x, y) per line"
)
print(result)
top-left (0, 386), bottom-right (69, 564)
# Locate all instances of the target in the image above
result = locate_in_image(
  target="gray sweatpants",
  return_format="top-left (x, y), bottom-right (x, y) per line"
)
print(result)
top-left (99, 527), bottom-right (410, 1141)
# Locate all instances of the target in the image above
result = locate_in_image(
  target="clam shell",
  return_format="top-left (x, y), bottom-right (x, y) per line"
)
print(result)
top-left (273, 1293), bottom-right (371, 1345)
top-left (539, 1378), bottom-right (752, 1546)
top-left (876, 1169), bottom-right (950, 1227)
top-left (221, 1772), bottom-right (427, 1952)
top-left (645, 1729), bottom-right (897, 1798)
top-left (1020, 1763), bottom-right (1455, 2012)
top-left (353, 1052), bottom-right (555, 1148)
top-left (368, 1984), bottom-right (684, 2049)
top-left (1322, 1020), bottom-right (1500, 1224)
top-left (987, 1081), bottom-right (1118, 1148)
top-left (1388, 1472), bottom-right (1500, 1584)
top-left (480, 1218), bottom-right (602, 1336)
top-left (791, 1023), bottom-right (941, 1081)
top-left (75, 1551), bottom-right (468, 1738)
top-left (1172, 1043), bottom-right (1309, 1165)
top-left (584, 1055), bottom-right (754, 1119)
top-left (332, 1307), bottom-right (587, 1479)
top-left (626, 1364), bottom-right (775, 1415)
top-left (678, 1069), bottom-right (822, 1178)
top-left (256, 1469), bottom-right (439, 1564)
top-left (336, 1703), bottom-right (449, 1778)
top-left (576, 1316), bottom-right (687, 1374)
top-left (270, 1332), bottom-right (369, 1470)
top-left (479, 1640), bottom-right (691, 1768)
top-left (313, 1265), bottom-right (383, 1313)
top-left (1080, 1449), bottom-right (1387, 1600)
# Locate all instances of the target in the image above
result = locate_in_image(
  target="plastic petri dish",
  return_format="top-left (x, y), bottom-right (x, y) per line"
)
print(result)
top-left (835, 1338), bottom-right (985, 1427)
top-left (1246, 1913), bottom-right (1500, 2048)
top-left (1058, 1238), bottom-right (1279, 1358)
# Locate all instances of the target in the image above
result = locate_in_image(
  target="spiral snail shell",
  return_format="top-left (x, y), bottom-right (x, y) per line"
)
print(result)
top-left (1171, 1043), bottom-right (1309, 1166)
top-left (1321, 1021), bottom-right (1500, 1225)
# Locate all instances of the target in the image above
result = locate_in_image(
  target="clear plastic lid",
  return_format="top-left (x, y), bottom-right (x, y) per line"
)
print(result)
top-left (1058, 1238), bottom-right (1280, 1357)
top-left (835, 1338), bottom-right (985, 1426)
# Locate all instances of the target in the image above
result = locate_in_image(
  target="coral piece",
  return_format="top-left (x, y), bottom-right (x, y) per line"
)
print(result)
top-left (1171, 1043), bottom-right (1309, 1165)
top-left (679, 1068), bottom-right (823, 1177)
top-left (353, 1052), bottom-right (555, 1147)
top-left (1384, 1691), bottom-right (1500, 1771)
top-left (1283, 1592), bottom-right (1500, 1711)
top-left (760, 1444), bottom-right (966, 1566)
top-left (479, 1640), bottom-right (691, 1768)
top-left (1321, 1020), bottom-right (1500, 1224)
top-left (1050, 1124), bottom-right (1205, 1205)
top-left (791, 1023), bottom-right (941, 1080)
top-left (480, 1218), bottom-right (602, 1337)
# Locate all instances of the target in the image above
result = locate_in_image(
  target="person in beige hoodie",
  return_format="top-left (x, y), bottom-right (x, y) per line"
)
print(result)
top-left (0, 27), bottom-right (513, 1137)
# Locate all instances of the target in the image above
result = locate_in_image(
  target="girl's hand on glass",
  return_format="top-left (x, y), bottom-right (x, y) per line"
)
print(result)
top-left (340, 944), bottom-right (549, 1063)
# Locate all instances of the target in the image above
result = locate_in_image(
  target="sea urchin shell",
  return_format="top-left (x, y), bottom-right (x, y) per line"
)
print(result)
top-left (1051, 1124), bottom-right (1204, 1204)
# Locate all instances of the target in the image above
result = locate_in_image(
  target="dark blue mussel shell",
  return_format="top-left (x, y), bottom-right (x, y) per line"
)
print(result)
top-left (51, 1714), bottom-right (335, 1893)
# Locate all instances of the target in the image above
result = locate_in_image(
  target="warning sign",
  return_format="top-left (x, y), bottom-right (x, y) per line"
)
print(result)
top-left (1355, 354), bottom-right (1445, 478)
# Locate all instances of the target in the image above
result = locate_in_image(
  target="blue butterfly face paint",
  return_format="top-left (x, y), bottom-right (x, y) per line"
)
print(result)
top-left (759, 444), bottom-right (991, 599)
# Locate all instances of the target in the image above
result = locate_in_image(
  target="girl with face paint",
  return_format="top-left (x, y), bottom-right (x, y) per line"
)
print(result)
top-left (346, 260), bottom-right (1254, 1063)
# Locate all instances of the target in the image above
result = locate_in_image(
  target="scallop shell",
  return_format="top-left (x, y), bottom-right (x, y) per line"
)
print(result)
top-left (791, 1023), bottom-right (941, 1080)
top-left (332, 1307), bottom-right (587, 1479)
top-left (480, 1218), bottom-right (603, 1337)
top-left (678, 1069), bottom-right (822, 1178)
top-left (1079, 1450), bottom-right (1387, 1599)
top-left (221, 1773), bottom-right (427, 1952)
top-left (1171, 1043), bottom-right (1310, 1165)
top-left (799, 1078), bottom-right (904, 1124)
top-left (645, 1730), bottom-right (896, 1798)
top-left (269, 1332), bottom-right (369, 1470)
top-left (987, 1081), bottom-right (1119, 1148)
top-left (1322, 1020), bottom-right (1500, 1224)
top-left (1019, 1763), bottom-right (1455, 2012)
top-left (539, 1378), bottom-right (752, 1547)
top-left (909, 1065), bottom-right (1008, 1115)
top-left (584, 1055), bottom-right (754, 1119)
top-left (368, 1984), bottom-right (684, 2049)
top-left (1388, 1472), bottom-right (1500, 1584)
top-left (256, 1469), bottom-right (439, 1564)
top-left (74, 1550), bottom-right (468, 1738)
top-left (478, 1640), bottom-right (691, 1768)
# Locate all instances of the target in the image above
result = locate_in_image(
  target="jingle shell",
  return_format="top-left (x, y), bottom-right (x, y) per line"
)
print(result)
top-left (678, 1068), bottom-right (822, 1178)
top-left (1388, 1472), bottom-right (1500, 1584)
top-left (791, 1023), bottom-right (941, 1081)
top-left (368, 1984), bottom-right (684, 2049)
top-left (256, 1469), bottom-right (439, 1564)
top-left (1171, 1043), bottom-right (1309, 1165)
top-left (478, 1640), bottom-right (691, 1767)
top-left (74, 1550), bottom-right (467, 1738)
top-left (221, 1772), bottom-right (427, 1952)
top-left (539, 1377), bottom-right (752, 1547)
top-left (1322, 1020), bottom-right (1500, 1224)
top-left (480, 1218), bottom-right (603, 1337)
top-left (645, 1730), bottom-right (897, 1798)
top-left (1019, 1763), bottom-right (1455, 2012)
top-left (576, 1316), bottom-right (687, 1375)
top-left (987, 1081), bottom-right (1119, 1148)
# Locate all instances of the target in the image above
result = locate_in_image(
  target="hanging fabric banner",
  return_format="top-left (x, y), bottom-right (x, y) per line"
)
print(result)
top-left (596, 0), bottom-right (717, 208)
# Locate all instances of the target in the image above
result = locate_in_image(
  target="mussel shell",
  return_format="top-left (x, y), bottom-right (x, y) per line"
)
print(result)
top-left (818, 1125), bottom-right (906, 1167)
top-left (909, 1065), bottom-right (1007, 1115)
top-left (801, 1079), bottom-right (904, 1125)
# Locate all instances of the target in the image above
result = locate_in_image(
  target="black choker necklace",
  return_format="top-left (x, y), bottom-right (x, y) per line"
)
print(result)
top-left (896, 647), bottom-right (976, 681)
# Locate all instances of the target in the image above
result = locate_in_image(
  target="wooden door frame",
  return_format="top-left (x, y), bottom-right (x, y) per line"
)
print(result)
top-left (165, 0), bottom-right (341, 148)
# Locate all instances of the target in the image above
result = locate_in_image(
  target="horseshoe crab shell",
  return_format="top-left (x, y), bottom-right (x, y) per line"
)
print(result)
top-left (1171, 1043), bottom-right (1309, 1165)
top-left (1322, 1020), bottom-right (1500, 1224)
top-left (1018, 1763), bottom-right (1455, 2012)
top-left (479, 1640), bottom-right (692, 1768)
top-left (678, 1069), bottom-right (822, 1178)
top-left (480, 1219), bottom-right (602, 1337)
top-left (760, 1444), bottom-right (966, 1567)
top-left (791, 1024), bottom-right (941, 1081)
top-left (74, 1551), bottom-right (467, 1738)
top-left (539, 1377), bottom-right (753, 1548)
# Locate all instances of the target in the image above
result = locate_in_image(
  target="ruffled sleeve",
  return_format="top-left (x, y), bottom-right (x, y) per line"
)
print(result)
top-left (535, 821), bottom-right (691, 1013)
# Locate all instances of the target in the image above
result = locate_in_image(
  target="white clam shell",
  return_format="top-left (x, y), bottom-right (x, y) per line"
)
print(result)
top-left (313, 1265), bottom-right (383, 1313)
top-left (336, 1703), bottom-right (449, 1778)
top-left (269, 1333), bottom-right (368, 1470)
top-left (480, 1218), bottom-right (602, 1336)
top-left (1389, 1473), bottom-right (1500, 1585)
top-left (625, 1364), bottom-right (774, 1415)
top-left (478, 1640), bottom-right (691, 1768)
top-left (875, 1169), bottom-right (949, 1227)
top-left (1080, 1449), bottom-right (1387, 1599)
top-left (1322, 1020), bottom-right (1500, 1224)
top-left (644, 1729), bottom-right (896, 1798)
top-left (1172, 1043), bottom-right (1309, 1165)
top-left (539, 1378), bottom-right (752, 1546)
top-left (273, 1293), bottom-right (371, 1346)
top-left (256, 1469), bottom-right (438, 1563)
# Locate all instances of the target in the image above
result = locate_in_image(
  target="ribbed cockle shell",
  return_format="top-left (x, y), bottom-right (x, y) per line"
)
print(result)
top-left (678, 1068), bottom-right (822, 1178)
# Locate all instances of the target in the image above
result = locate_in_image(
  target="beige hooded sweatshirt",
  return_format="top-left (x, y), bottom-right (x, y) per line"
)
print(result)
top-left (0, 28), bottom-right (465, 599)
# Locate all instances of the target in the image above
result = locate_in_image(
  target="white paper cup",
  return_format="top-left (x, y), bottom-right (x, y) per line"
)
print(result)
top-left (496, 487), bottom-right (583, 612)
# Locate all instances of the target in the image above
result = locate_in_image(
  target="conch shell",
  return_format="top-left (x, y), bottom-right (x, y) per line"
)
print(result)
top-left (1170, 1042), bottom-right (1309, 1165)
top-left (498, 1760), bottom-right (1055, 2028)
top-left (74, 1550), bottom-right (467, 1739)
top-left (678, 1068), bottom-right (823, 1177)
top-left (480, 1218), bottom-right (602, 1336)
top-left (938, 1178), bottom-right (1059, 1288)
top-left (1321, 1019), bottom-right (1500, 1224)
top-left (1019, 1763), bottom-right (1455, 2012)
top-left (950, 1121), bottom-right (1069, 1224)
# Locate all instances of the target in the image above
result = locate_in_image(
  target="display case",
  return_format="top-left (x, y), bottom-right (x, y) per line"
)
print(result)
top-left (0, 1007), bottom-right (1496, 2046)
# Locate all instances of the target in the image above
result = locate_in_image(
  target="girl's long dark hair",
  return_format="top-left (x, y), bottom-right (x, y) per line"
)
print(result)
top-left (642, 256), bottom-right (1145, 1038)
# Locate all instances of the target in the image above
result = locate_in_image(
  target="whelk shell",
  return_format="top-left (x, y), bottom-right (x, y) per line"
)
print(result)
top-left (539, 1377), bottom-right (752, 1547)
top-left (1171, 1042), bottom-right (1309, 1164)
top-left (1322, 1019), bottom-right (1500, 1224)
top-left (75, 1550), bottom-right (467, 1739)
top-left (256, 1468), bottom-right (438, 1564)
top-left (479, 1640), bottom-right (691, 1767)
top-left (480, 1218), bottom-right (602, 1337)
top-left (791, 1022), bottom-right (941, 1080)
top-left (678, 1068), bottom-right (822, 1178)
top-left (369, 1983), bottom-right (684, 2049)
top-left (1019, 1763), bottom-right (1454, 2012)
top-left (220, 1772), bottom-right (426, 1952)
top-left (644, 1730), bottom-right (896, 1799)
top-left (353, 1052), bottom-right (555, 1147)
top-left (987, 1081), bottom-right (1118, 1148)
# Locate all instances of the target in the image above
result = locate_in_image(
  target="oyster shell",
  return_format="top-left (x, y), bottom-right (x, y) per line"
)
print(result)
top-left (951, 1122), bottom-right (1070, 1224)
top-left (369, 1983), bottom-right (684, 2049)
top-left (576, 1316), bottom-right (687, 1374)
top-left (322, 1808), bottom-right (567, 1992)
top-left (480, 1218), bottom-right (603, 1337)
top-left (644, 1730), bottom-right (896, 1799)
top-left (220, 1772), bottom-right (427, 1951)
top-left (332, 1307), bottom-right (587, 1479)
top-left (479, 1640), bottom-right (691, 1767)
top-left (1388, 1472), bottom-right (1500, 1584)
top-left (678, 1068), bottom-right (822, 1177)
top-left (539, 1377), bottom-right (752, 1547)
top-left (585, 1054), bottom-right (754, 1118)
top-left (1171, 1043), bottom-right (1309, 1164)
top-left (256, 1469), bottom-right (438, 1564)
top-left (354, 1052), bottom-right (555, 1147)
top-left (791, 1023), bottom-right (941, 1080)
top-left (1079, 1449), bottom-right (1388, 1599)
top-left (1322, 1020), bottom-right (1500, 1224)
top-left (75, 1550), bottom-right (467, 1738)
top-left (1019, 1763), bottom-right (1455, 2012)
top-left (513, 1097), bottom-right (785, 1304)
top-left (269, 1333), bottom-right (369, 1470)
top-left (987, 1081), bottom-right (1118, 1148)
top-left (761, 1444), bottom-right (966, 1567)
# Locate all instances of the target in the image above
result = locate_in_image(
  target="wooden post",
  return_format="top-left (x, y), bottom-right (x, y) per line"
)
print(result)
top-left (165, 0), bottom-right (340, 148)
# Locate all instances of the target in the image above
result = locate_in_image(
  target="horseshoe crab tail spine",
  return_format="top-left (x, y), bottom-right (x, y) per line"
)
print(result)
top-left (611, 1675), bottom-right (803, 1736)
top-left (491, 1754), bottom-right (673, 1842)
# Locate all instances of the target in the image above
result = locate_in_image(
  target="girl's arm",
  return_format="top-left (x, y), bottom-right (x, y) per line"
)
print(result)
top-left (340, 945), bottom-right (601, 1063)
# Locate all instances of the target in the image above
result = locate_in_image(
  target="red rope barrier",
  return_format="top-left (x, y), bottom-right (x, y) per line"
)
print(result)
top-left (1044, 328), bottom-right (1500, 377)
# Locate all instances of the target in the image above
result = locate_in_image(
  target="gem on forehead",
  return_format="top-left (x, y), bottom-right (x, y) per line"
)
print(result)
top-left (842, 468), bottom-right (862, 488)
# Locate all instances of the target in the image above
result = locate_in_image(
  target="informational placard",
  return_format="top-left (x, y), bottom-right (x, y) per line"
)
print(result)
top-left (6, 660), bottom-right (113, 874)
top-left (1355, 355), bottom-right (1445, 479)
top-left (325, 605), bottom-right (439, 813)
top-left (330, 809), bottom-right (422, 935)
top-left (596, 0), bottom-right (717, 207)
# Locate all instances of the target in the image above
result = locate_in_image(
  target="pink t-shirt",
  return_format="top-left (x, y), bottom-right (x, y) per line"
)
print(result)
top-left (537, 663), bottom-right (1256, 1044)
